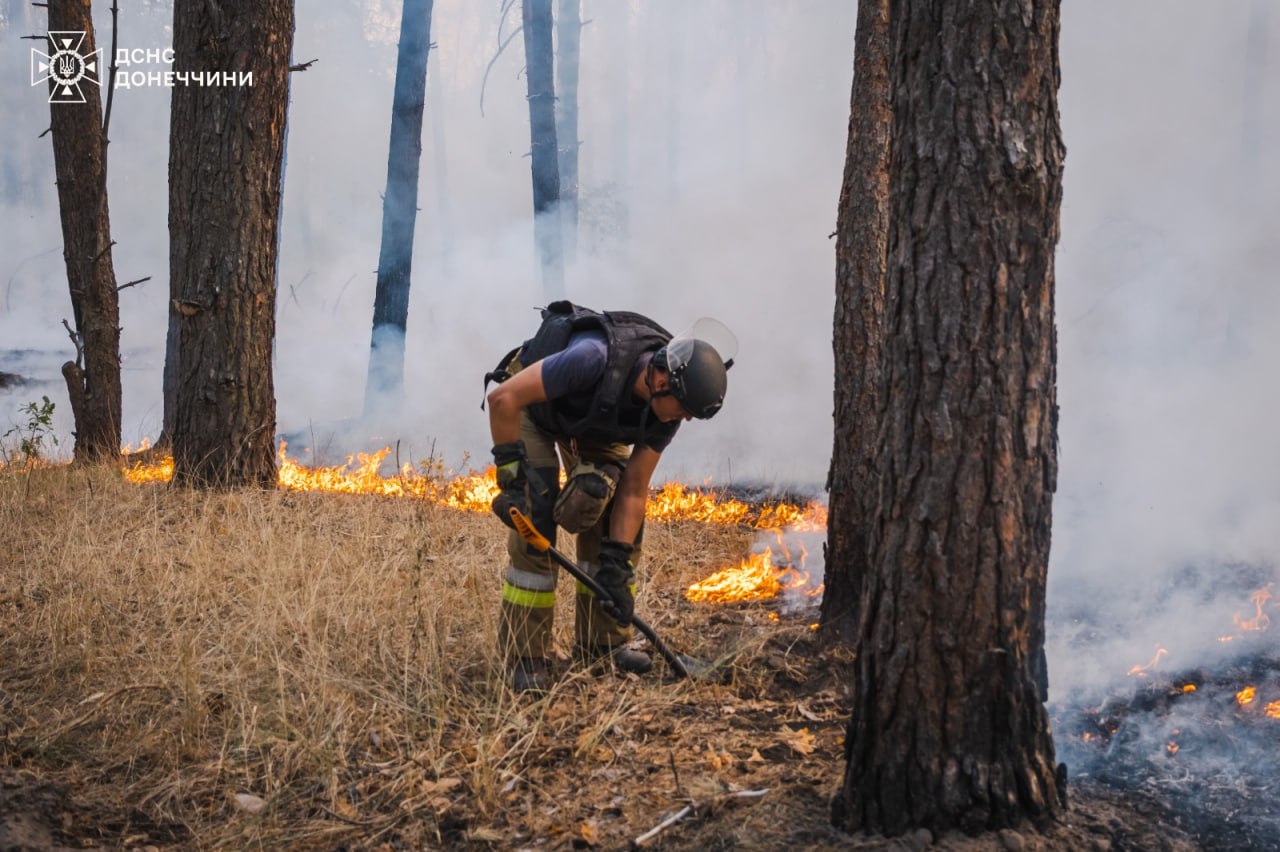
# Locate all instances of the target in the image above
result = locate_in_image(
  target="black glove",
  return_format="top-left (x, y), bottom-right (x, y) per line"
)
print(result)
top-left (491, 440), bottom-right (529, 529)
top-left (595, 539), bottom-right (636, 626)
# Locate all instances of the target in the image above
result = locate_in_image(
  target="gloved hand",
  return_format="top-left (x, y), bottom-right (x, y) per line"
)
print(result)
top-left (491, 440), bottom-right (529, 529)
top-left (595, 539), bottom-right (636, 626)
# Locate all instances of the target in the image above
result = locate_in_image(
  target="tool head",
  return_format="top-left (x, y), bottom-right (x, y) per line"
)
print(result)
top-left (509, 507), bottom-right (550, 552)
top-left (669, 652), bottom-right (726, 682)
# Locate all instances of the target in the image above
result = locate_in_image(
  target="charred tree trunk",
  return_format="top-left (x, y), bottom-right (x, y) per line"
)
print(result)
top-left (832, 0), bottom-right (1066, 836)
top-left (820, 0), bottom-right (891, 647)
top-left (168, 0), bottom-right (294, 488)
top-left (522, 0), bottom-right (564, 299)
top-left (365, 0), bottom-right (435, 417)
top-left (555, 0), bottom-right (581, 265)
top-left (45, 0), bottom-right (121, 462)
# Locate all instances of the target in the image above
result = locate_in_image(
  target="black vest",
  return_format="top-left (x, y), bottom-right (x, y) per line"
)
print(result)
top-left (520, 301), bottom-right (672, 443)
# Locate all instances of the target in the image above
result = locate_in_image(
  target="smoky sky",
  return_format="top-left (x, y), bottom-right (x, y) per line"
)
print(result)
top-left (1, 1), bottom-right (1277, 696)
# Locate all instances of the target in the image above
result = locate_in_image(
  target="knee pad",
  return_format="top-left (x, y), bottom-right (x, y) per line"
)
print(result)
top-left (553, 461), bottom-right (621, 533)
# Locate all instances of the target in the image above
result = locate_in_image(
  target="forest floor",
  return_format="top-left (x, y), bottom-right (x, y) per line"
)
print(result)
top-left (0, 462), bottom-right (1218, 850)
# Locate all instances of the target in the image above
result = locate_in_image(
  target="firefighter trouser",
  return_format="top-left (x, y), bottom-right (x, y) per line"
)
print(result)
top-left (498, 411), bottom-right (644, 661)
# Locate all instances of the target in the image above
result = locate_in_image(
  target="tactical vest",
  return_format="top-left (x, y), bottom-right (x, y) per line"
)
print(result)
top-left (496, 301), bottom-right (672, 443)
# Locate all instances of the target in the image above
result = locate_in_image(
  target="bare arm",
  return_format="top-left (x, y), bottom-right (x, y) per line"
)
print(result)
top-left (609, 444), bottom-right (662, 544)
top-left (487, 361), bottom-right (548, 445)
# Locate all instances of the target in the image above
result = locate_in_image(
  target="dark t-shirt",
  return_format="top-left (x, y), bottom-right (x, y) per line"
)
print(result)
top-left (538, 330), bottom-right (679, 452)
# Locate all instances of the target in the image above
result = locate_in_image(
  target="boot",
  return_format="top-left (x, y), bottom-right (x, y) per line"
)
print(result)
top-left (580, 645), bottom-right (653, 675)
top-left (512, 657), bottom-right (552, 694)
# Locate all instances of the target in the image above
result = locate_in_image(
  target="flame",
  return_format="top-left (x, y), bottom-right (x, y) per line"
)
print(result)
top-left (1233, 584), bottom-right (1274, 633)
top-left (1126, 646), bottom-right (1167, 677)
top-left (121, 442), bottom-right (834, 609)
top-left (645, 481), bottom-right (827, 530)
top-left (685, 528), bottom-right (823, 604)
top-left (1237, 685), bottom-right (1257, 705)
top-left (1266, 700), bottom-right (1280, 719)
top-left (122, 444), bottom-right (823, 530)
top-left (1181, 684), bottom-right (1197, 694)
top-left (1167, 741), bottom-right (1179, 755)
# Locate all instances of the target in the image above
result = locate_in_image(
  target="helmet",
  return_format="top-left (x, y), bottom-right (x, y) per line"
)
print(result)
top-left (652, 323), bottom-right (734, 419)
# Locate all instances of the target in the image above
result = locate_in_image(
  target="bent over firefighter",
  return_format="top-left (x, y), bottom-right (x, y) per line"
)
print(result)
top-left (483, 301), bottom-right (735, 693)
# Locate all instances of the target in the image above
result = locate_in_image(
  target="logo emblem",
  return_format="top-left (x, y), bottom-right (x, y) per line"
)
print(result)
top-left (31, 31), bottom-right (102, 104)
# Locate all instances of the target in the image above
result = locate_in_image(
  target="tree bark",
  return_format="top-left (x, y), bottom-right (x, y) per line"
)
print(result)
top-left (168, 0), bottom-right (294, 488)
top-left (365, 0), bottom-right (435, 417)
top-left (555, 0), bottom-right (581, 265)
top-left (45, 0), bottom-right (122, 462)
top-left (523, 0), bottom-right (564, 299)
top-left (820, 0), bottom-right (891, 648)
top-left (833, 0), bottom-right (1066, 836)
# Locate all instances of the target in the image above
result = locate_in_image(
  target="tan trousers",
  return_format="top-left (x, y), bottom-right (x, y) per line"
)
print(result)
top-left (498, 411), bottom-right (644, 661)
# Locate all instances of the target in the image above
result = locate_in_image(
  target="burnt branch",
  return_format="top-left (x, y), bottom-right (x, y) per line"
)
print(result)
top-left (479, 27), bottom-right (522, 117)
top-left (61, 318), bottom-right (84, 369)
top-left (289, 58), bottom-right (318, 72)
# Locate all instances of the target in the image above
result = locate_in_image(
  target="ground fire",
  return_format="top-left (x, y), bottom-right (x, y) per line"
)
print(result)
top-left (122, 443), bottom-right (828, 604)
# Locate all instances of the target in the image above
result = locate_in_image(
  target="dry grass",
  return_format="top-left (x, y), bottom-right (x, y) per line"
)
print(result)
top-left (1, 462), bottom-right (852, 850)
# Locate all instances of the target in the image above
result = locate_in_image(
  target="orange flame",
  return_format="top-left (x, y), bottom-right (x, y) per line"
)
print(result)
top-left (1266, 699), bottom-right (1280, 719)
top-left (1237, 685), bottom-right (1257, 705)
top-left (685, 529), bottom-right (823, 604)
top-left (122, 444), bottom-right (824, 531)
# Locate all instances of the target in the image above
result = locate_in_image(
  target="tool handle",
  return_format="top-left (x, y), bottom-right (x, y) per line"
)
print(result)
top-left (508, 507), bottom-right (692, 679)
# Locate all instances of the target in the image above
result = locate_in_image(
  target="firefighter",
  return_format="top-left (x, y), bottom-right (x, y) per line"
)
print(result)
top-left (484, 302), bottom-right (733, 693)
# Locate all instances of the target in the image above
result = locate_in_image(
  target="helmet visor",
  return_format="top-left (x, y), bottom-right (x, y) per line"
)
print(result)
top-left (663, 318), bottom-right (738, 376)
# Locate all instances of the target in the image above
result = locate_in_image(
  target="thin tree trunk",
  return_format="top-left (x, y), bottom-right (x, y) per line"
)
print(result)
top-left (555, 0), bottom-right (581, 266)
top-left (523, 0), bottom-right (564, 299)
top-left (608, 1), bottom-right (629, 247)
top-left (365, 0), bottom-right (435, 417)
top-left (168, 0), bottom-right (294, 488)
top-left (428, 56), bottom-right (452, 274)
top-left (45, 0), bottom-right (122, 462)
top-left (833, 0), bottom-right (1066, 836)
top-left (820, 0), bottom-right (891, 647)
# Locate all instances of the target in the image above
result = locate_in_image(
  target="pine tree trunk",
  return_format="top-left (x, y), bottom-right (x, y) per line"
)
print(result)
top-left (555, 0), bottom-right (581, 265)
top-left (833, 0), bottom-right (1066, 836)
top-left (523, 0), bottom-right (563, 298)
top-left (821, 0), bottom-right (891, 647)
top-left (365, 0), bottom-right (435, 417)
top-left (168, 0), bottom-right (294, 488)
top-left (46, 0), bottom-right (122, 462)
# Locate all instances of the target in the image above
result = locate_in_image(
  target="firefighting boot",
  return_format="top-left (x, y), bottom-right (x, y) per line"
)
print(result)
top-left (511, 657), bottom-right (552, 694)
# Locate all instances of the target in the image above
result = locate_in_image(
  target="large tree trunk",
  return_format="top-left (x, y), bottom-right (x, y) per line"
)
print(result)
top-left (365, 0), bottom-right (434, 418)
top-left (555, 0), bottom-right (581, 266)
top-left (168, 0), bottom-right (294, 488)
top-left (820, 0), bottom-right (891, 647)
top-left (45, 0), bottom-right (121, 462)
top-left (832, 0), bottom-right (1066, 836)
top-left (523, 0), bottom-right (563, 299)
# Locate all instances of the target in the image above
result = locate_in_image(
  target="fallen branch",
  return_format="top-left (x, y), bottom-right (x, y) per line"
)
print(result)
top-left (36, 683), bottom-right (166, 746)
top-left (633, 805), bottom-right (692, 847)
